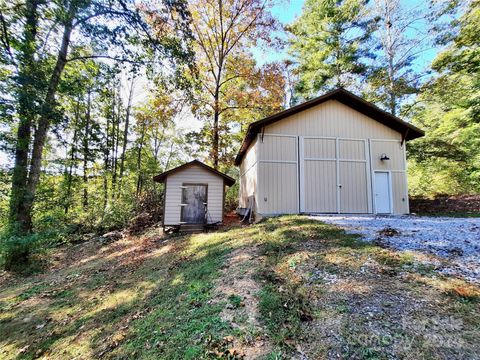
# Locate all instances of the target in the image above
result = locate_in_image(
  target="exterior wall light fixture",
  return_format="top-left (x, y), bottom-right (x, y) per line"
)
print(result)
top-left (380, 153), bottom-right (390, 161)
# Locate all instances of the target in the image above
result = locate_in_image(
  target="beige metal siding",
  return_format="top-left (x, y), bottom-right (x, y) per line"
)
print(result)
top-left (370, 140), bottom-right (405, 171)
top-left (257, 134), bottom-right (298, 214)
top-left (338, 139), bottom-right (371, 213)
top-left (260, 135), bottom-right (297, 162)
top-left (258, 162), bottom-right (298, 214)
top-left (301, 137), bottom-right (337, 212)
top-left (240, 99), bottom-right (410, 215)
top-left (304, 138), bottom-right (336, 159)
top-left (370, 139), bottom-right (408, 214)
top-left (264, 100), bottom-right (402, 140)
top-left (339, 139), bottom-right (366, 160)
top-left (239, 138), bottom-right (258, 208)
top-left (164, 164), bottom-right (224, 225)
top-left (392, 172), bottom-right (409, 214)
top-left (261, 100), bottom-right (406, 214)
top-left (300, 137), bottom-right (371, 213)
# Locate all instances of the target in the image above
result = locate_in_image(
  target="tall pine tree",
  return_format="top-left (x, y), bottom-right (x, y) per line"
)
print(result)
top-left (288, 0), bottom-right (375, 99)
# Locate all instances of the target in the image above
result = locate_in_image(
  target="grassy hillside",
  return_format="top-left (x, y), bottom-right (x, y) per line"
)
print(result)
top-left (0, 217), bottom-right (479, 359)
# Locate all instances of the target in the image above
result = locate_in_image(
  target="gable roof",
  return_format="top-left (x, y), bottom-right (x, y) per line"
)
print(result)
top-left (153, 160), bottom-right (236, 186)
top-left (234, 88), bottom-right (425, 165)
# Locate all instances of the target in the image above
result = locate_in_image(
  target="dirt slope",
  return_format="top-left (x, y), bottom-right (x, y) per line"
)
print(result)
top-left (1, 217), bottom-right (479, 359)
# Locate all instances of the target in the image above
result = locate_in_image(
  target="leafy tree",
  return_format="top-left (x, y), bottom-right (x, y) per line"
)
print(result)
top-left (408, 0), bottom-right (480, 195)
top-left (0, 0), bottom-right (192, 235)
top-left (365, 0), bottom-right (429, 115)
top-left (288, 0), bottom-right (375, 99)
top-left (185, 0), bottom-right (283, 168)
top-left (133, 92), bottom-right (186, 195)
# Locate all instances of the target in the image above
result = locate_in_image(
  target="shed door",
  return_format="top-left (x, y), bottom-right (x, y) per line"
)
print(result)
top-left (300, 137), bottom-right (337, 212)
top-left (181, 184), bottom-right (207, 223)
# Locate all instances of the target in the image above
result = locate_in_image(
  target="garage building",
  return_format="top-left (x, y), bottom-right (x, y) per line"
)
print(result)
top-left (235, 88), bottom-right (424, 216)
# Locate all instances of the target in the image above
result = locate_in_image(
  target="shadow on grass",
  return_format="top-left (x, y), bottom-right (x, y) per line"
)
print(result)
top-left (2, 216), bottom-right (478, 360)
top-left (0, 228), bottom-right (246, 360)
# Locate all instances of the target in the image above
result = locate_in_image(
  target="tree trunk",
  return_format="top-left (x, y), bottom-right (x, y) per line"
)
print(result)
top-left (64, 98), bottom-right (80, 214)
top-left (212, 31), bottom-right (224, 170)
top-left (152, 127), bottom-right (165, 170)
top-left (111, 86), bottom-right (119, 198)
top-left (384, 1), bottom-right (397, 116)
top-left (212, 91), bottom-right (220, 169)
top-left (22, 4), bottom-right (76, 232)
top-left (136, 122), bottom-right (146, 197)
top-left (112, 95), bottom-right (121, 198)
top-left (103, 109), bottom-right (110, 210)
top-left (8, 0), bottom-right (39, 232)
top-left (163, 141), bottom-right (174, 171)
top-left (119, 77), bottom-right (134, 182)
top-left (83, 89), bottom-right (91, 209)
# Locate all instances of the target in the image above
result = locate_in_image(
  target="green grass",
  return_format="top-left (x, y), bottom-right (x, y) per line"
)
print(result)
top-left (16, 284), bottom-right (48, 301)
top-left (1, 216), bottom-right (479, 359)
top-left (228, 294), bottom-right (243, 309)
top-left (257, 217), bottom-right (360, 349)
top-left (114, 241), bottom-right (231, 359)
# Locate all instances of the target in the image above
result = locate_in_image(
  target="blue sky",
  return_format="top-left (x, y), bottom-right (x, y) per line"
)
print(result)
top-left (256, 0), bottom-right (439, 72)
top-left (271, 0), bottom-right (304, 23)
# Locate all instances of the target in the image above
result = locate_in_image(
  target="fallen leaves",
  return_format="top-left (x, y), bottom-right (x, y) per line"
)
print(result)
top-left (207, 335), bottom-right (246, 359)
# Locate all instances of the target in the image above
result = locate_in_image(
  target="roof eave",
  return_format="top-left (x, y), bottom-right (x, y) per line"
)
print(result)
top-left (153, 160), bottom-right (236, 186)
top-left (234, 89), bottom-right (425, 165)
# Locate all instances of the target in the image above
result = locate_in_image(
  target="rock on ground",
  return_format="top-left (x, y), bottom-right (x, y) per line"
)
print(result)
top-left (311, 215), bottom-right (480, 284)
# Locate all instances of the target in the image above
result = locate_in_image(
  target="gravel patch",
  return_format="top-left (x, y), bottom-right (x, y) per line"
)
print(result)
top-left (311, 215), bottom-right (480, 284)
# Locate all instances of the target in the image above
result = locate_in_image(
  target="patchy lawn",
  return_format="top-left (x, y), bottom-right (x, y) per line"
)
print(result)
top-left (0, 217), bottom-right (479, 359)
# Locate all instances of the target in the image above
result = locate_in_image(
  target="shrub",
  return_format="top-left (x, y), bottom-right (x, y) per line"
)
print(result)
top-left (99, 201), bottom-right (135, 232)
top-left (0, 231), bottom-right (40, 271)
top-left (224, 182), bottom-right (239, 212)
top-left (0, 225), bottom-right (70, 272)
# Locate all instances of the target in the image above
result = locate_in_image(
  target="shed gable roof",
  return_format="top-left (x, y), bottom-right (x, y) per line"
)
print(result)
top-left (153, 160), bottom-right (236, 186)
top-left (235, 88), bottom-right (424, 165)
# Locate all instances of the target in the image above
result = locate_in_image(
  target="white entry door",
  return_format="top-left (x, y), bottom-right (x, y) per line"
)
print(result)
top-left (374, 172), bottom-right (392, 214)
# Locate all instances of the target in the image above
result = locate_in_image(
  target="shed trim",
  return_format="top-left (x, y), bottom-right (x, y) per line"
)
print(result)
top-left (235, 88), bottom-right (425, 165)
top-left (153, 160), bottom-right (235, 187)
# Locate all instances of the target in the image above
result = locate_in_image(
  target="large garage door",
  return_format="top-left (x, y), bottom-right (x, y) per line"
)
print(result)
top-left (300, 137), bottom-right (370, 213)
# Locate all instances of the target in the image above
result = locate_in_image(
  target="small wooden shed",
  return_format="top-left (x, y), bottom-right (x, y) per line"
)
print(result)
top-left (153, 160), bottom-right (235, 230)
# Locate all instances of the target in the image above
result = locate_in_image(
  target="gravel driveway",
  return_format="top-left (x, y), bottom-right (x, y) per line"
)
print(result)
top-left (311, 215), bottom-right (480, 284)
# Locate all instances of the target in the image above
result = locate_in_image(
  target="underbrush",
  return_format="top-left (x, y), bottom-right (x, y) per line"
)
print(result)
top-left (0, 226), bottom-right (71, 272)
top-left (0, 193), bottom-right (155, 271)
